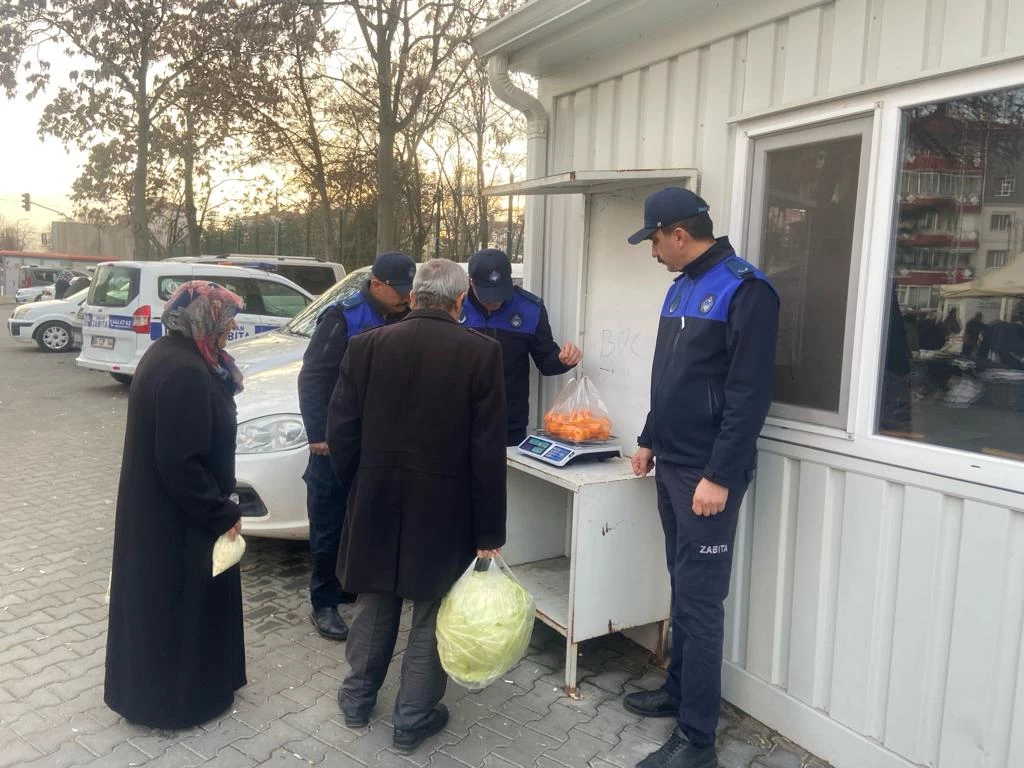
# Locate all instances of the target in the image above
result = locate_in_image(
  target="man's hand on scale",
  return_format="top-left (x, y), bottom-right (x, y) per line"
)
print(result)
top-left (631, 447), bottom-right (655, 477)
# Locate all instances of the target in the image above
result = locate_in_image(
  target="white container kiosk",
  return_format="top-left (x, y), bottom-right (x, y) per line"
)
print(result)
top-left (476, 2), bottom-right (1024, 767)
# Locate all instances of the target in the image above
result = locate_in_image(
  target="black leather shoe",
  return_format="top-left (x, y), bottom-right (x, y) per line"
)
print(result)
top-left (311, 607), bottom-right (349, 641)
top-left (337, 688), bottom-right (371, 728)
top-left (392, 704), bottom-right (449, 755)
top-left (636, 728), bottom-right (716, 768)
top-left (623, 687), bottom-right (680, 718)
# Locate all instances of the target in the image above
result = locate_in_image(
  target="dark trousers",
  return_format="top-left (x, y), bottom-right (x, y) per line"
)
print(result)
top-left (656, 461), bottom-right (746, 749)
top-left (342, 593), bottom-right (447, 731)
top-left (506, 427), bottom-right (526, 448)
top-left (303, 454), bottom-right (348, 611)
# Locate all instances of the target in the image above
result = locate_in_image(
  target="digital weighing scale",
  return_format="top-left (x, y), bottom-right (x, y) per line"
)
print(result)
top-left (517, 433), bottom-right (621, 467)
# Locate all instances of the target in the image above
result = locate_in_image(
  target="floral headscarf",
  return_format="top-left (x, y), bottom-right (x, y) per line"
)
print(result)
top-left (163, 281), bottom-right (245, 393)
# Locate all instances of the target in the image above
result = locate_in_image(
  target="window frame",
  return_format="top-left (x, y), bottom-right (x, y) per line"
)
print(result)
top-left (729, 59), bottom-right (1024, 494)
top-left (742, 115), bottom-right (875, 430)
top-left (986, 249), bottom-right (1009, 269)
top-left (991, 213), bottom-right (1012, 232)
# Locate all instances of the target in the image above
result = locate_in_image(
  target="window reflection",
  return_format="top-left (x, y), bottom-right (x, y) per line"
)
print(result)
top-left (761, 135), bottom-right (863, 415)
top-left (880, 85), bottom-right (1024, 460)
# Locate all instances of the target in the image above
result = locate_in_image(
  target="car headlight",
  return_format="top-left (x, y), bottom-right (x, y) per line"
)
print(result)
top-left (12, 307), bottom-right (28, 319)
top-left (236, 415), bottom-right (308, 454)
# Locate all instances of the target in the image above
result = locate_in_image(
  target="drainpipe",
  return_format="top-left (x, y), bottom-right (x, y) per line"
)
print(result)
top-left (487, 53), bottom-right (551, 434)
top-left (487, 55), bottom-right (548, 293)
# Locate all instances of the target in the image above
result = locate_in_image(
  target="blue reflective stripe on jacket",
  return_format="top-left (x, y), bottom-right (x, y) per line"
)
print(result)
top-left (639, 238), bottom-right (780, 487)
top-left (299, 287), bottom-right (396, 444)
top-left (338, 287), bottom-right (386, 338)
top-left (461, 287), bottom-right (573, 443)
top-left (460, 289), bottom-right (542, 336)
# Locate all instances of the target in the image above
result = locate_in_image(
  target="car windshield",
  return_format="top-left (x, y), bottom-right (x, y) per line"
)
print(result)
top-left (66, 289), bottom-right (89, 303)
top-left (282, 268), bottom-right (369, 337)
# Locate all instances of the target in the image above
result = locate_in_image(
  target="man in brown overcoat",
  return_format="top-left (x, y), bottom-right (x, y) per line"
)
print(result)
top-left (326, 257), bottom-right (507, 755)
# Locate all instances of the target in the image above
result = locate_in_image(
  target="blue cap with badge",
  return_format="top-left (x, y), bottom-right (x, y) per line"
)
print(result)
top-left (468, 248), bottom-right (515, 304)
top-left (371, 251), bottom-right (417, 297)
top-left (627, 187), bottom-right (710, 245)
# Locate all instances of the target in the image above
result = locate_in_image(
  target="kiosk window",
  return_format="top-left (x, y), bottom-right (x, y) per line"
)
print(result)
top-left (745, 117), bottom-right (873, 428)
top-left (878, 84), bottom-right (1024, 461)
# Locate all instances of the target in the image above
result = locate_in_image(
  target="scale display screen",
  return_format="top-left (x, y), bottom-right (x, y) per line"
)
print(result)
top-left (524, 436), bottom-right (552, 456)
top-left (517, 433), bottom-right (619, 467)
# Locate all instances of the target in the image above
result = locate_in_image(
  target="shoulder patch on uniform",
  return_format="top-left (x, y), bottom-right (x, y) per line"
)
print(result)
top-left (315, 303), bottom-right (340, 324)
top-left (340, 291), bottom-right (365, 309)
top-left (724, 257), bottom-right (755, 280)
top-left (514, 286), bottom-right (543, 305)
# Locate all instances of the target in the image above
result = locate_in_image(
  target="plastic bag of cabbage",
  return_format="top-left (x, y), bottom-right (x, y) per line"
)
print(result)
top-left (436, 556), bottom-right (536, 689)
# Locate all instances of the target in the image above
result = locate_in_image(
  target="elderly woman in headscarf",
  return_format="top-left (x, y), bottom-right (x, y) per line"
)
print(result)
top-left (104, 281), bottom-right (248, 729)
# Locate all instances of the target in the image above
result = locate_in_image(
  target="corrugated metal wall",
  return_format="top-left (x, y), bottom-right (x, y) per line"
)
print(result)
top-left (529, 2), bottom-right (1024, 766)
top-left (543, 0), bottom-right (1024, 227)
top-left (734, 442), bottom-right (1024, 767)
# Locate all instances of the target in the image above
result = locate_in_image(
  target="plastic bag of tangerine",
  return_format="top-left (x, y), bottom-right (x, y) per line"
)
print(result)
top-left (543, 375), bottom-right (613, 442)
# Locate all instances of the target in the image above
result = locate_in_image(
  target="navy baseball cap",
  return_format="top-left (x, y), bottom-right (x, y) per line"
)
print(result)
top-left (627, 187), bottom-right (710, 244)
top-left (468, 248), bottom-right (515, 304)
top-left (371, 251), bottom-right (416, 297)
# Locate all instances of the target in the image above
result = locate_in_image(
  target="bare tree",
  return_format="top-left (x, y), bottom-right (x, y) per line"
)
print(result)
top-left (236, 2), bottom-right (347, 261)
top-left (340, 0), bottom-right (486, 252)
top-left (0, 217), bottom-right (30, 251)
top-left (0, 0), bottom-right (282, 260)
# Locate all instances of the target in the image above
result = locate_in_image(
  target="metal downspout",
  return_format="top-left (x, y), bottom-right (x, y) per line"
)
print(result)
top-left (487, 55), bottom-right (552, 435)
top-left (486, 55), bottom-right (548, 291)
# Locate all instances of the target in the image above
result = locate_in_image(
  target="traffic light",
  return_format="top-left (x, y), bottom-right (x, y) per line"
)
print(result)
top-left (21, 193), bottom-right (30, 212)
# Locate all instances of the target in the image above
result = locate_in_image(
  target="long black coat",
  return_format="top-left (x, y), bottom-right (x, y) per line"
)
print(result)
top-left (327, 308), bottom-right (508, 601)
top-left (104, 334), bottom-right (246, 729)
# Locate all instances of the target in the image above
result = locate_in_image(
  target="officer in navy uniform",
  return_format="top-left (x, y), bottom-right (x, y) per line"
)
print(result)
top-left (463, 248), bottom-right (583, 446)
top-left (297, 251), bottom-right (416, 641)
top-left (624, 188), bottom-right (779, 768)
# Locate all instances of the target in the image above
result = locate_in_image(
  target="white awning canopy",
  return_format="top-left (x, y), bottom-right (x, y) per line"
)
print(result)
top-left (484, 168), bottom-right (698, 197)
top-left (940, 256), bottom-right (1024, 298)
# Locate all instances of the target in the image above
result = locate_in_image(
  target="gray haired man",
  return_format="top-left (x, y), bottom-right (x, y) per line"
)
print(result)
top-left (327, 258), bottom-right (508, 754)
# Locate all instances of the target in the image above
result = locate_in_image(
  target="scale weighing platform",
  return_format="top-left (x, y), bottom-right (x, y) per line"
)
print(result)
top-left (517, 434), bottom-right (621, 467)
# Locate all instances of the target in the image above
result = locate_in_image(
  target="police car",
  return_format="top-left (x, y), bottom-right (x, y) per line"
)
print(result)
top-left (6, 288), bottom-right (89, 353)
top-left (76, 261), bottom-right (314, 384)
top-left (165, 255), bottom-right (345, 296)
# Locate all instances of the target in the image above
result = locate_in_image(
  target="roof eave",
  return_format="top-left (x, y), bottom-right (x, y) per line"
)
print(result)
top-left (472, 0), bottom-right (624, 75)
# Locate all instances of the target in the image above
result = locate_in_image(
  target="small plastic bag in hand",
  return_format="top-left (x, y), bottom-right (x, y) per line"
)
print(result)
top-left (543, 375), bottom-right (612, 442)
top-left (436, 556), bottom-right (536, 690)
top-left (212, 532), bottom-right (246, 577)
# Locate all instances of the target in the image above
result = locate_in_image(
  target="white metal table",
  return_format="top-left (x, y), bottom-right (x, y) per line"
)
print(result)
top-left (503, 449), bottom-right (671, 696)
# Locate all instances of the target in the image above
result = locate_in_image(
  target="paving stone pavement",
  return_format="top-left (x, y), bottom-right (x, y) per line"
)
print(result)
top-left (0, 305), bottom-right (831, 768)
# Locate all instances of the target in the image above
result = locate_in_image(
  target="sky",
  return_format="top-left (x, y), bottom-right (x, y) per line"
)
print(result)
top-left (0, 10), bottom-right (526, 251)
top-left (0, 41), bottom-right (86, 246)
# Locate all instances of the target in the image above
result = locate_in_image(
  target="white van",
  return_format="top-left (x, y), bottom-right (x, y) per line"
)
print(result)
top-left (165, 255), bottom-right (345, 296)
top-left (76, 261), bottom-right (314, 384)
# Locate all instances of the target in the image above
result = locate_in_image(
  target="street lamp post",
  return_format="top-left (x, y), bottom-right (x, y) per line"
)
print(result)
top-left (434, 186), bottom-right (441, 261)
